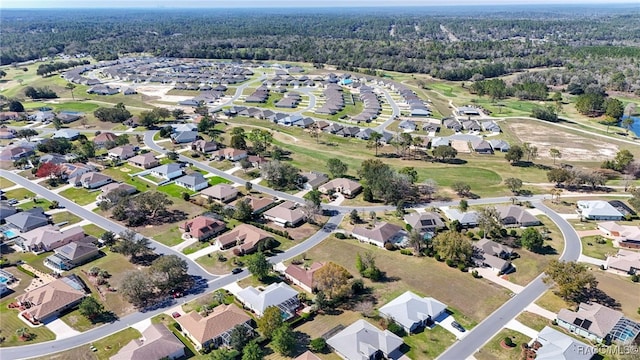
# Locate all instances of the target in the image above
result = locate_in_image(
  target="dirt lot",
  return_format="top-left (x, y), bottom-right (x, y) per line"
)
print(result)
top-left (451, 139), bottom-right (471, 153)
top-left (505, 120), bottom-right (618, 162)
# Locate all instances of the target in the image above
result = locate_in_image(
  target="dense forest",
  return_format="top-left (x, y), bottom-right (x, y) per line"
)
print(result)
top-left (1, 6), bottom-right (639, 91)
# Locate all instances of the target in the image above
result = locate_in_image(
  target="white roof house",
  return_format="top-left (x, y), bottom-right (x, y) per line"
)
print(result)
top-left (236, 282), bottom-right (299, 319)
top-left (535, 326), bottom-right (594, 360)
top-left (327, 319), bottom-right (403, 360)
top-left (378, 291), bottom-right (448, 333)
top-left (442, 207), bottom-right (478, 227)
top-left (577, 201), bottom-right (624, 220)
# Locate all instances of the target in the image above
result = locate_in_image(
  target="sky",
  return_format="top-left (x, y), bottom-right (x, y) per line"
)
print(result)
top-left (2, 0), bottom-right (639, 8)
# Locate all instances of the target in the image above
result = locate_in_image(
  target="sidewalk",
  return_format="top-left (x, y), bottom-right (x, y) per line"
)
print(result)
top-left (504, 319), bottom-right (538, 340)
top-left (578, 254), bottom-right (606, 267)
top-left (474, 267), bottom-right (524, 294)
top-left (186, 243), bottom-right (221, 260)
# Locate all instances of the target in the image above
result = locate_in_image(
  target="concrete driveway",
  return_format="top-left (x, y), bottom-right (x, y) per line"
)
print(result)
top-left (437, 314), bottom-right (468, 340)
top-left (45, 318), bottom-right (81, 340)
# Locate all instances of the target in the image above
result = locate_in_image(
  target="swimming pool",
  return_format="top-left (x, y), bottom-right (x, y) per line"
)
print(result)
top-left (3, 229), bottom-right (17, 239)
top-left (0, 276), bottom-right (9, 284)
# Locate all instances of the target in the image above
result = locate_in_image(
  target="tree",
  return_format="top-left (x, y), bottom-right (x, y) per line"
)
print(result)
top-left (604, 98), bottom-right (624, 121)
top-left (326, 158), bottom-right (348, 179)
top-left (172, 108), bottom-right (185, 119)
top-left (230, 127), bottom-right (247, 149)
top-left (134, 191), bottom-right (173, 219)
top-left (79, 141), bottom-right (96, 159)
top-left (257, 306), bottom-right (283, 338)
top-left (209, 348), bottom-right (238, 360)
top-left (148, 255), bottom-right (190, 294)
top-left (349, 209), bottom-right (361, 224)
top-left (314, 262), bottom-right (352, 299)
top-left (622, 117), bottom-right (635, 135)
top-left (233, 199), bottom-right (254, 221)
top-left (115, 134), bottom-right (129, 146)
top-left (543, 260), bottom-right (598, 303)
top-left (521, 227), bottom-right (544, 252)
top-left (310, 338), bottom-right (327, 352)
top-left (549, 148), bottom-right (562, 165)
top-left (100, 231), bottom-right (116, 246)
top-left (241, 341), bottom-right (263, 360)
top-left (8, 100), bottom-right (24, 112)
top-left (432, 145), bottom-right (457, 162)
top-left (17, 128), bottom-right (38, 142)
top-left (358, 159), bottom-right (395, 200)
top-left (52, 117), bottom-right (62, 130)
top-left (432, 230), bottom-right (473, 265)
top-left (505, 145), bottom-right (524, 164)
top-left (247, 129), bottom-right (273, 156)
top-left (36, 162), bottom-right (63, 179)
top-left (301, 200), bottom-right (322, 224)
top-left (120, 270), bottom-right (155, 307)
top-left (614, 149), bottom-right (634, 172)
top-left (246, 252), bottom-right (272, 281)
top-left (477, 206), bottom-right (501, 239)
top-left (358, 252), bottom-right (382, 281)
top-left (504, 177), bottom-right (523, 194)
top-left (575, 93), bottom-right (605, 117)
top-left (65, 82), bottom-right (76, 100)
top-left (459, 199), bottom-right (469, 212)
top-left (271, 324), bottom-right (296, 356)
top-left (452, 182), bottom-right (471, 197)
top-left (260, 160), bottom-right (301, 190)
top-left (522, 143), bottom-right (538, 162)
top-left (79, 296), bottom-right (104, 321)
top-left (139, 110), bottom-right (159, 128)
top-left (408, 229), bottom-right (424, 255)
top-left (547, 168), bottom-right (572, 187)
top-left (113, 230), bottom-right (154, 260)
top-left (399, 167), bottom-right (418, 183)
top-left (304, 189), bottom-right (321, 206)
top-left (367, 131), bottom-right (383, 156)
top-left (229, 324), bottom-right (253, 351)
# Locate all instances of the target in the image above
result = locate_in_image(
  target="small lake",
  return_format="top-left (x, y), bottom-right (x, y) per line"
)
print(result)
top-left (621, 116), bottom-right (640, 137)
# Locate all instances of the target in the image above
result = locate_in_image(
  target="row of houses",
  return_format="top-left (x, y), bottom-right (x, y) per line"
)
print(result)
top-left (315, 83), bottom-right (345, 115)
top-left (428, 134), bottom-right (511, 153)
top-left (444, 117), bottom-right (500, 133)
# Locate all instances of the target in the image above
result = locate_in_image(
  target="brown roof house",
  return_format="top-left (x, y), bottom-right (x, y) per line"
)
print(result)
top-left (234, 196), bottom-right (275, 214)
top-left (557, 302), bottom-right (640, 344)
top-left (93, 132), bottom-right (118, 148)
top-left (128, 152), bottom-right (159, 169)
top-left (176, 304), bottom-right (252, 351)
top-left (17, 225), bottom-right (86, 253)
top-left (352, 222), bottom-right (406, 248)
top-left (284, 262), bottom-right (325, 293)
top-left (404, 212), bottom-right (445, 234)
top-left (200, 184), bottom-right (238, 203)
top-left (108, 145), bottom-right (137, 160)
top-left (318, 178), bottom-right (362, 198)
top-left (214, 223), bottom-right (272, 255)
top-left (300, 171), bottom-right (329, 190)
top-left (179, 215), bottom-right (226, 242)
top-left (294, 351), bottom-right (321, 360)
top-left (110, 323), bottom-right (185, 360)
top-left (472, 238), bottom-right (513, 274)
top-left (191, 139), bottom-right (218, 153)
top-left (16, 275), bottom-right (87, 323)
top-left (495, 205), bottom-right (541, 227)
top-left (98, 183), bottom-right (137, 202)
top-left (263, 201), bottom-right (305, 227)
top-left (605, 249), bottom-right (640, 275)
top-left (211, 148), bottom-right (248, 162)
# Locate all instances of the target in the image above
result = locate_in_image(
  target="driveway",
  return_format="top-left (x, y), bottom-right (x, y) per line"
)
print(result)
top-left (437, 314), bottom-right (468, 340)
top-left (45, 318), bottom-right (81, 340)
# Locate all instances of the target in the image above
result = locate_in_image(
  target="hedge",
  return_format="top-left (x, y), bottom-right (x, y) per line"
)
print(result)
top-left (249, 221), bottom-right (291, 239)
top-left (17, 265), bottom-right (36, 278)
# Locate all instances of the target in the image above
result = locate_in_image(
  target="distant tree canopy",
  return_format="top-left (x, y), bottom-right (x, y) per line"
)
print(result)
top-left (94, 103), bottom-right (132, 123)
top-left (24, 86), bottom-right (57, 99)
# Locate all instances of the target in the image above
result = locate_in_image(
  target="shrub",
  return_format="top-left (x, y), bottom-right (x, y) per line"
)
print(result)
top-left (471, 270), bottom-right (482, 278)
top-left (458, 263), bottom-right (467, 272)
top-left (334, 232), bottom-right (347, 239)
top-left (310, 338), bottom-right (326, 352)
top-left (17, 266), bottom-right (36, 278)
top-left (385, 320), bottom-right (406, 337)
top-left (384, 242), bottom-right (396, 251)
top-left (503, 337), bottom-right (514, 347)
top-left (351, 278), bottom-right (365, 294)
top-left (509, 229), bottom-right (518, 237)
top-left (400, 249), bottom-right (413, 255)
top-left (466, 231), bottom-right (475, 239)
top-left (631, 274), bottom-right (639, 283)
top-left (435, 254), bottom-right (442, 262)
top-left (477, 230), bottom-right (485, 238)
top-left (445, 259), bottom-right (455, 267)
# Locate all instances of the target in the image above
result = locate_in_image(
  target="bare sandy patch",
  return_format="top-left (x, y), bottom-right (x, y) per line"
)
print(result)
top-left (506, 120), bottom-right (618, 162)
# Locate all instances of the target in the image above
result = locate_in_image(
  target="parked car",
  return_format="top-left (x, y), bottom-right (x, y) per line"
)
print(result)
top-left (451, 321), bottom-right (465, 332)
top-left (172, 312), bottom-right (181, 319)
top-left (231, 267), bottom-right (243, 274)
top-left (7, 198), bottom-right (18, 205)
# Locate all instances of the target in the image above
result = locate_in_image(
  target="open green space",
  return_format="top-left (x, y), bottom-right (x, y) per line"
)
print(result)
top-left (4, 188), bottom-right (35, 201)
top-left (208, 176), bottom-right (232, 186)
top-left (475, 328), bottom-right (532, 360)
top-left (82, 223), bottom-right (107, 238)
top-left (59, 187), bottom-right (99, 205)
top-left (157, 183), bottom-right (195, 198)
top-left (0, 177), bottom-right (16, 188)
top-left (403, 325), bottom-right (458, 360)
top-left (51, 211), bottom-right (83, 227)
top-left (580, 236), bottom-right (617, 260)
top-left (152, 226), bottom-right (184, 247)
top-left (17, 199), bottom-right (53, 211)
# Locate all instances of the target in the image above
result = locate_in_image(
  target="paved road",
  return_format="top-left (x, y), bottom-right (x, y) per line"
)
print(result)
top-left (373, 88), bottom-right (400, 133)
top-left (0, 170), bottom-right (214, 281)
top-left (437, 200), bottom-right (582, 360)
top-left (294, 87), bottom-right (317, 114)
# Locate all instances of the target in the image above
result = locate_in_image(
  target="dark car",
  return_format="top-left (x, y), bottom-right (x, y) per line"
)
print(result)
top-left (172, 311), bottom-right (181, 319)
top-left (231, 267), bottom-right (243, 274)
top-left (451, 321), bottom-right (465, 332)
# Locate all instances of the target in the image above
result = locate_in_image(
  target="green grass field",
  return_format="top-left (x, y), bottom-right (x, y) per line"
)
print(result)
top-left (51, 211), bottom-right (83, 226)
top-left (208, 176), bottom-right (232, 186)
top-left (580, 236), bottom-right (617, 260)
top-left (4, 188), bottom-right (35, 200)
top-left (157, 183), bottom-right (195, 198)
top-left (152, 226), bottom-right (184, 247)
top-left (82, 223), bottom-right (107, 238)
top-left (59, 187), bottom-right (99, 205)
top-left (475, 329), bottom-right (532, 360)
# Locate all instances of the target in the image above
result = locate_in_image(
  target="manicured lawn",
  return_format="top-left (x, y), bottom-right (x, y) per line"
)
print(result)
top-left (403, 325), bottom-right (457, 360)
top-left (51, 211), bottom-right (83, 227)
top-left (32, 327), bottom-right (142, 360)
top-left (0, 177), bottom-right (16, 188)
top-left (515, 311), bottom-right (552, 331)
top-left (17, 199), bottom-right (53, 211)
top-left (4, 187), bottom-right (35, 201)
top-left (59, 187), bottom-right (99, 205)
top-left (59, 307), bottom-right (97, 332)
top-left (302, 237), bottom-right (510, 324)
top-left (182, 240), bottom-right (211, 255)
top-left (580, 235), bottom-right (616, 260)
top-left (535, 290), bottom-right (572, 313)
top-left (475, 329), bottom-right (532, 360)
top-left (82, 223), bottom-right (107, 238)
top-left (157, 183), bottom-right (195, 198)
top-left (152, 226), bottom-right (184, 247)
top-left (208, 176), bottom-right (232, 186)
top-left (593, 268), bottom-right (640, 321)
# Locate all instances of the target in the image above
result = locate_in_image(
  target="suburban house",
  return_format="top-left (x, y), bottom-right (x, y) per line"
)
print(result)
top-left (596, 221), bottom-right (640, 249)
top-left (45, 237), bottom-right (100, 271)
top-left (283, 262), bottom-right (326, 293)
top-left (5, 207), bottom-right (49, 233)
top-left (557, 302), bottom-right (640, 344)
top-left (404, 212), bottom-right (445, 234)
top-left (200, 184), bottom-right (238, 203)
top-left (470, 138), bottom-right (493, 154)
top-left (98, 183), bottom-right (137, 202)
top-left (294, 351), bottom-right (321, 360)
top-left (236, 282), bottom-right (300, 319)
top-left (300, 171), bottom-right (329, 190)
top-left (128, 153), bottom-right (159, 169)
top-left (378, 291), bottom-right (448, 333)
top-left (352, 222), bottom-right (406, 248)
top-left (52, 129), bottom-right (80, 140)
top-left (175, 173), bottom-right (209, 191)
top-left (17, 225), bottom-right (86, 253)
top-left (472, 238), bottom-right (513, 273)
top-left (108, 145), bottom-right (137, 160)
top-left (605, 250), bottom-right (640, 275)
top-left (191, 139), bottom-right (218, 153)
top-left (495, 205), bottom-right (541, 227)
top-left (318, 178), bottom-right (362, 198)
top-left (60, 163), bottom-right (94, 179)
top-left (488, 139), bottom-right (510, 152)
top-left (211, 148), bottom-right (248, 162)
top-left (179, 215), bottom-right (226, 242)
top-left (534, 326), bottom-right (594, 360)
top-left (0, 201), bottom-right (18, 223)
top-left (263, 201), bottom-right (305, 227)
top-left (93, 132), bottom-right (118, 147)
top-left (68, 172), bottom-right (112, 189)
top-left (214, 223), bottom-right (272, 255)
top-left (327, 319), bottom-right (404, 360)
top-left (176, 304), bottom-right (252, 351)
top-left (110, 323), bottom-right (185, 360)
top-left (16, 275), bottom-right (87, 323)
top-left (236, 196), bottom-right (275, 214)
top-left (150, 163), bottom-right (183, 180)
top-left (171, 131), bottom-right (198, 144)
top-left (577, 200), bottom-right (624, 220)
top-left (0, 127), bottom-right (17, 139)
top-left (0, 145), bottom-right (35, 161)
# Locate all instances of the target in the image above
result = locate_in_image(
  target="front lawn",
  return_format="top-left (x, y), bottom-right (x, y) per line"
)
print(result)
top-left (32, 327), bottom-right (141, 360)
top-left (51, 211), bottom-right (83, 227)
top-left (580, 235), bottom-right (616, 260)
top-left (475, 329), bottom-right (532, 360)
top-left (158, 183), bottom-right (195, 198)
top-left (59, 187), bottom-right (99, 205)
top-left (208, 176), bottom-right (232, 186)
top-left (515, 311), bottom-right (551, 332)
top-left (82, 223), bottom-right (107, 238)
top-left (4, 187), bottom-right (35, 201)
top-left (0, 177), bottom-right (16, 188)
top-left (403, 325), bottom-right (457, 360)
top-left (17, 199), bottom-right (53, 211)
top-left (152, 226), bottom-right (184, 247)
